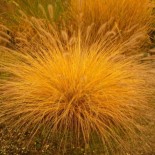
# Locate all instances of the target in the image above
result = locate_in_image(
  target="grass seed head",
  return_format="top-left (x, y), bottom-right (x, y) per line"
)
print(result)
top-left (1, 0), bottom-right (154, 53)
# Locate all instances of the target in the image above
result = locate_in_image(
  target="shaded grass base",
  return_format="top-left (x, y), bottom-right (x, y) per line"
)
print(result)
top-left (0, 120), bottom-right (155, 155)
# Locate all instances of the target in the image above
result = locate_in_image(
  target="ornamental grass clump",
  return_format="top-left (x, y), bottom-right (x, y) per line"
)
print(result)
top-left (0, 18), bottom-right (154, 154)
top-left (70, 0), bottom-right (153, 31)
top-left (70, 0), bottom-right (154, 48)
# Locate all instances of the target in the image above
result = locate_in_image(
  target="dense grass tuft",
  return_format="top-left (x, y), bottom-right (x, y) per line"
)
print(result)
top-left (0, 18), bottom-right (154, 154)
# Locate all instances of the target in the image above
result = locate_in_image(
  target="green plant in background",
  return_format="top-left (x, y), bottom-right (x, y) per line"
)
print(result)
top-left (0, 0), bottom-right (69, 27)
